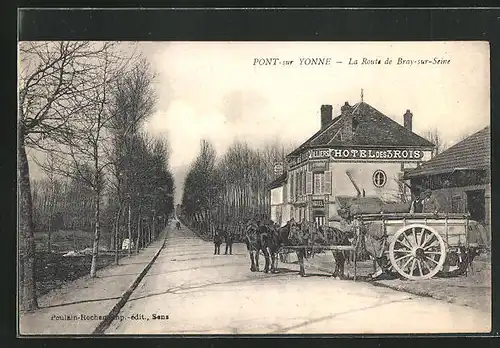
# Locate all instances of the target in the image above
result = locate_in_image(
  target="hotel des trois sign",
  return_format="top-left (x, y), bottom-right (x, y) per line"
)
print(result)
top-left (289, 148), bottom-right (425, 166)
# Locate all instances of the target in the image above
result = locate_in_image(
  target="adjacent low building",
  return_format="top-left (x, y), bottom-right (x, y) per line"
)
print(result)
top-left (404, 126), bottom-right (491, 232)
top-left (269, 100), bottom-right (435, 227)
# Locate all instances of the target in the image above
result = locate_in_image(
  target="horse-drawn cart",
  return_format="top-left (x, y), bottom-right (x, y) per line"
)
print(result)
top-left (352, 212), bottom-right (487, 280)
top-left (276, 212), bottom-right (487, 281)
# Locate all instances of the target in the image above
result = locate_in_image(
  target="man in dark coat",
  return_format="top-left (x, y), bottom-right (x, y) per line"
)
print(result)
top-left (214, 232), bottom-right (222, 255)
top-left (224, 228), bottom-right (234, 255)
top-left (409, 189), bottom-right (424, 214)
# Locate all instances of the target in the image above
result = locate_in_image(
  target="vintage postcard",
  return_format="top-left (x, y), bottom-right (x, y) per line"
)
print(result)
top-left (18, 40), bottom-right (491, 335)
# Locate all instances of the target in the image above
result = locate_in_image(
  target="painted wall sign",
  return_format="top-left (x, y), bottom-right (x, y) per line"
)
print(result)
top-left (330, 148), bottom-right (424, 161)
top-left (288, 148), bottom-right (330, 166)
top-left (310, 161), bottom-right (327, 171)
top-left (310, 149), bottom-right (330, 159)
top-left (273, 162), bottom-right (284, 174)
top-left (312, 199), bottom-right (325, 208)
top-left (289, 148), bottom-right (425, 166)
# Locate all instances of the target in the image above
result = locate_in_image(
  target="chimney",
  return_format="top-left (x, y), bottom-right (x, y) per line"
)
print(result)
top-left (320, 104), bottom-right (333, 129)
top-left (404, 109), bottom-right (413, 132)
top-left (341, 101), bottom-right (353, 142)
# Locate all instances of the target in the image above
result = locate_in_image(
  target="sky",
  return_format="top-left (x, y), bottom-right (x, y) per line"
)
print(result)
top-left (136, 41), bottom-right (490, 202)
top-left (26, 41), bottom-right (491, 204)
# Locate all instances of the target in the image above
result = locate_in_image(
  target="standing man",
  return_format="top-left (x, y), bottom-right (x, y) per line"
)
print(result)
top-left (224, 227), bottom-right (234, 255)
top-left (422, 189), bottom-right (441, 213)
top-left (409, 189), bottom-right (424, 213)
top-left (214, 230), bottom-right (222, 255)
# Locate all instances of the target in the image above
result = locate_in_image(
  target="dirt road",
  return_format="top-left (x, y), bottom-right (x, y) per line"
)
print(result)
top-left (105, 224), bottom-right (491, 334)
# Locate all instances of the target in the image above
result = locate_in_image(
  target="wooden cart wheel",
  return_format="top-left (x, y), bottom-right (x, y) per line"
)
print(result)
top-left (389, 224), bottom-right (446, 280)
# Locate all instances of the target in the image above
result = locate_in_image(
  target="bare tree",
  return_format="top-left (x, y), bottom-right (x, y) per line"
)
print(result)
top-left (18, 41), bottom-right (118, 311)
top-left (422, 128), bottom-right (448, 156)
top-left (181, 139), bottom-right (295, 239)
top-left (107, 58), bottom-right (157, 260)
top-left (36, 44), bottom-right (131, 278)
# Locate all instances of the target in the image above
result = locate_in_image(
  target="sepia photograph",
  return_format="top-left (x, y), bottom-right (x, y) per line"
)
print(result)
top-left (18, 40), bottom-right (491, 335)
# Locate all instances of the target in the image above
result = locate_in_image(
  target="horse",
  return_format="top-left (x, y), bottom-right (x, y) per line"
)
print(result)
top-left (277, 221), bottom-right (354, 278)
top-left (245, 221), bottom-right (272, 273)
top-left (276, 220), bottom-right (310, 277)
top-left (262, 222), bottom-right (291, 274)
top-left (317, 225), bottom-right (355, 279)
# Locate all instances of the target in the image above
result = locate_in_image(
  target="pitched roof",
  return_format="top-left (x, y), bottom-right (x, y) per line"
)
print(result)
top-left (405, 126), bottom-right (490, 178)
top-left (288, 102), bottom-right (434, 156)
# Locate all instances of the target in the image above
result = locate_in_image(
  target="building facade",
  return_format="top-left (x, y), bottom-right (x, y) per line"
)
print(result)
top-left (269, 101), bottom-right (435, 227)
top-left (404, 126), bottom-right (490, 239)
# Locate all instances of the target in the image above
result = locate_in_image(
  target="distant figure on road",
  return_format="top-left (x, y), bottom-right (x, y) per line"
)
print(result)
top-left (214, 232), bottom-right (222, 255)
top-left (176, 221), bottom-right (181, 230)
top-left (224, 229), bottom-right (234, 255)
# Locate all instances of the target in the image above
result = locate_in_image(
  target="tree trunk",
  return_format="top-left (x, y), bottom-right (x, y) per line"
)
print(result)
top-left (147, 220), bottom-right (151, 245)
top-left (47, 180), bottom-right (56, 254)
top-left (73, 229), bottom-right (77, 251)
top-left (135, 215), bottom-right (141, 254)
top-left (47, 207), bottom-right (52, 253)
top-left (114, 206), bottom-right (122, 265)
top-left (89, 186), bottom-right (101, 278)
top-left (18, 137), bottom-right (39, 312)
top-left (135, 203), bottom-right (142, 253)
top-left (152, 211), bottom-right (156, 242)
top-left (128, 201), bottom-right (132, 257)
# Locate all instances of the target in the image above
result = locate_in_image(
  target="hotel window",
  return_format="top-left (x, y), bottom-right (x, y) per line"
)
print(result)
top-left (373, 169), bottom-right (387, 188)
top-left (297, 170), bottom-right (305, 196)
top-left (313, 172), bottom-right (325, 194)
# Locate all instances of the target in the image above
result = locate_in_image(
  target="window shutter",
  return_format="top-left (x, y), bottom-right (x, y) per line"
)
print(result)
top-left (297, 172), bottom-right (302, 196)
top-left (324, 171), bottom-right (332, 195)
top-left (283, 175), bottom-right (288, 203)
top-left (293, 173), bottom-right (299, 201)
top-left (306, 171), bottom-right (313, 195)
top-left (302, 171), bottom-right (306, 195)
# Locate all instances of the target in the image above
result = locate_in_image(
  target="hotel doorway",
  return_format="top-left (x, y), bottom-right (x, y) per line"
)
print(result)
top-left (313, 211), bottom-right (326, 228)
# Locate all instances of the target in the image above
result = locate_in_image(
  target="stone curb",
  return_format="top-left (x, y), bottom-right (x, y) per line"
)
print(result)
top-left (92, 230), bottom-right (169, 335)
